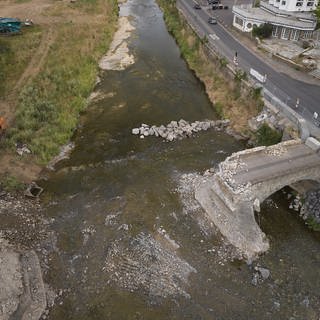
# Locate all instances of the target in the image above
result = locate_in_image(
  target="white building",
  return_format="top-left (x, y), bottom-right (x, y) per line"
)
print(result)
top-left (232, 0), bottom-right (318, 41)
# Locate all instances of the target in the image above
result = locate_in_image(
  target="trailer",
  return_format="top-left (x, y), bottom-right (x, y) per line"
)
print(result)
top-left (0, 18), bottom-right (21, 35)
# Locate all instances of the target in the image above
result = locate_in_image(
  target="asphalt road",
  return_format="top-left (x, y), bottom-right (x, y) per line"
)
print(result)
top-left (178, 0), bottom-right (320, 122)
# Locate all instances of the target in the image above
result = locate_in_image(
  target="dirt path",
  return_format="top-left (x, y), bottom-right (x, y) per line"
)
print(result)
top-left (13, 28), bottom-right (57, 94)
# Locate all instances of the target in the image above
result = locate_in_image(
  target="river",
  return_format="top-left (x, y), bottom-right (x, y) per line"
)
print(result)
top-left (41, 0), bottom-right (320, 319)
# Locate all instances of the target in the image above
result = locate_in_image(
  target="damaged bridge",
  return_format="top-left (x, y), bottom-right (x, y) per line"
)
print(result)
top-left (195, 139), bottom-right (320, 261)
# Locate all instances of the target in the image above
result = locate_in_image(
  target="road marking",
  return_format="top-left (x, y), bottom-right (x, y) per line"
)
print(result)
top-left (209, 33), bottom-right (219, 41)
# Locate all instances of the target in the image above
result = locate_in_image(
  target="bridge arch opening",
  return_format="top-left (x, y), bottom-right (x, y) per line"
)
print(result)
top-left (254, 179), bottom-right (320, 237)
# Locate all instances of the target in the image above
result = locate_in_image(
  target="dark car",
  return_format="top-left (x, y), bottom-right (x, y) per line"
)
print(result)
top-left (223, 5), bottom-right (229, 9)
top-left (194, 3), bottom-right (201, 9)
top-left (208, 0), bottom-right (219, 4)
top-left (208, 17), bottom-right (217, 24)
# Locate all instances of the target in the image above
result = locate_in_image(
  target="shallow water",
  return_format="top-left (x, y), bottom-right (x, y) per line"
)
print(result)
top-left (41, 0), bottom-right (320, 319)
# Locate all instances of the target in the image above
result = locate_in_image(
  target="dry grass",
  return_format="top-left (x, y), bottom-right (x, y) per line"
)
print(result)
top-left (0, 0), bottom-right (118, 181)
top-left (157, 0), bottom-right (261, 134)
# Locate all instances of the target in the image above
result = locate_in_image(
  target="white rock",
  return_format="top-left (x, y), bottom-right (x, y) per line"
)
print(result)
top-left (132, 128), bottom-right (140, 135)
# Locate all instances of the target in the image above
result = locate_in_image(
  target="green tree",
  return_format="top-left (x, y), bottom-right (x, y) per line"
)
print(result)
top-left (256, 123), bottom-right (282, 146)
top-left (252, 23), bottom-right (273, 39)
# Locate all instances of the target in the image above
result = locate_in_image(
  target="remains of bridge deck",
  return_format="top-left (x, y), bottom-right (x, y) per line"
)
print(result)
top-left (195, 139), bottom-right (320, 261)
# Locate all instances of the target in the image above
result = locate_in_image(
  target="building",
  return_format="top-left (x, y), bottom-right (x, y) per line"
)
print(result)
top-left (232, 0), bottom-right (318, 41)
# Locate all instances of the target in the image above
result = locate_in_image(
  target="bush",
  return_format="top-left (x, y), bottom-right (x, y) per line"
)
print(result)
top-left (255, 123), bottom-right (282, 146)
top-left (234, 69), bottom-right (247, 82)
top-left (252, 23), bottom-right (272, 39)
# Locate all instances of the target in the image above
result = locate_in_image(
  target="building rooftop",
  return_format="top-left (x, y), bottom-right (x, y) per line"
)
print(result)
top-left (232, 4), bottom-right (317, 30)
top-left (260, 1), bottom-right (317, 21)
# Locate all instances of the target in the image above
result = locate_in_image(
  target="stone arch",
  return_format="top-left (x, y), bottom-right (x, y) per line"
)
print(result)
top-left (250, 170), bottom-right (320, 206)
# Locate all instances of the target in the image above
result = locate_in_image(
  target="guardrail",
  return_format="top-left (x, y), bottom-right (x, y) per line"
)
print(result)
top-left (263, 87), bottom-right (320, 139)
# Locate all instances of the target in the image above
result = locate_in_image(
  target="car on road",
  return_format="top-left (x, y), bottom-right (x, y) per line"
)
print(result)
top-left (208, 0), bottom-right (219, 4)
top-left (208, 17), bottom-right (217, 24)
top-left (193, 3), bottom-right (201, 9)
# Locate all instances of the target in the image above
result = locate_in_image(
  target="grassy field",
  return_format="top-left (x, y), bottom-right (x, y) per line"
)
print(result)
top-left (156, 0), bottom-right (263, 134)
top-left (1, 0), bottom-right (118, 164)
top-left (0, 27), bottom-right (42, 97)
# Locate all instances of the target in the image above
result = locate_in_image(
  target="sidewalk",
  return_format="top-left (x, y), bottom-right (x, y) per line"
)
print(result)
top-left (203, 1), bottom-right (320, 85)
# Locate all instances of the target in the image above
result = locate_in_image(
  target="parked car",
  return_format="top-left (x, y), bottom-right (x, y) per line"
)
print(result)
top-left (208, 0), bottom-right (219, 4)
top-left (218, 4), bottom-right (224, 9)
top-left (193, 3), bottom-right (201, 9)
top-left (223, 5), bottom-right (229, 9)
top-left (208, 17), bottom-right (217, 24)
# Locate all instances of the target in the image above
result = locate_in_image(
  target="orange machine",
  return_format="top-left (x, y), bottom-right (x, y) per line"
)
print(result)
top-left (0, 117), bottom-right (6, 133)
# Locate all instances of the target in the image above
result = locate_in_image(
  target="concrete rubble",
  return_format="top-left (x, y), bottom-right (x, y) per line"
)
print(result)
top-left (132, 119), bottom-right (230, 141)
top-left (0, 193), bottom-right (58, 320)
top-left (0, 239), bottom-right (46, 320)
top-left (251, 265), bottom-right (270, 286)
top-left (300, 188), bottom-right (320, 225)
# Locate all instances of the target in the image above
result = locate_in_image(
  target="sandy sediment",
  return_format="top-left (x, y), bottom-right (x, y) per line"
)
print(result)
top-left (99, 16), bottom-right (135, 71)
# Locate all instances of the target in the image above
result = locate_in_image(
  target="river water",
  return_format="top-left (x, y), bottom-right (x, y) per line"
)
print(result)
top-left (42, 0), bottom-right (320, 319)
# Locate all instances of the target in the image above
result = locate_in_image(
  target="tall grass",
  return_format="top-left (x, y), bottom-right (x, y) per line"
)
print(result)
top-left (5, 0), bottom-right (118, 163)
top-left (0, 27), bottom-right (42, 97)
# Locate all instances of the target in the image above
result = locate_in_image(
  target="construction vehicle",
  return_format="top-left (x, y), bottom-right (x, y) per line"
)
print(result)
top-left (0, 18), bottom-right (21, 35)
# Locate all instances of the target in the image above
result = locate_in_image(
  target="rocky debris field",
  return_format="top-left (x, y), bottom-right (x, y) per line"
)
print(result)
top-left (0, 192), bottom-right (58, 320)
top-left (104, 232), bottom-right (196, 299)
top-left (132, 119), bottom-right (230, 141)
top-left (0, 239), bottom-right (23, 320)
top-left (300, 188), bottom-right (320, 225)
top-left (219, 155), bottom-right (250, 194)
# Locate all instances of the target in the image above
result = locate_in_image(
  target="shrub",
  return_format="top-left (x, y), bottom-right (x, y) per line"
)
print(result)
top-left (234, 69), bottom-right (247, 82)
top-left (219, 57), bottom-right (228, 68)
top-left (256, 123), bottom-right (282, 146)
top-left (252, 23), bottom-right (272, 39)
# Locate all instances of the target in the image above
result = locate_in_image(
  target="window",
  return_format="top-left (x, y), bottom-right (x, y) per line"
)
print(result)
top-left (303, 30), bottom-right (313, 39)
top-left (281, 1), bottom-right (286, 5)
top-left (296, 1), bottom-right (302, 5)
top-left (307, 1), bottom-right (314, 5)
top-left (272, 25), bottom-right (279, 37)
top-left (235, 16), bottom-right (244, 26)
top-left (247, 22), bottom-right (252, 29)
top-left (281, 27), bottom-right (290, 39)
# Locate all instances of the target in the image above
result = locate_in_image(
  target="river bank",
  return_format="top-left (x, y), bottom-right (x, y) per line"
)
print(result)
top-left (0, 0), bottom-right (119, 185)
top-left (155, 0), bottom-right (264, 135)
top-left (1, 0), bottom-right (320, 318)
top-left (0, 1), bottom-right (131, 318)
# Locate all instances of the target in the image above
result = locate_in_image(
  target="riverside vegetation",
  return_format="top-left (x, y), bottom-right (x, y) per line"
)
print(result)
top-left (156, 0), bottom-right (267, 136)
top-left (0, 0), bottom-right (118, 168)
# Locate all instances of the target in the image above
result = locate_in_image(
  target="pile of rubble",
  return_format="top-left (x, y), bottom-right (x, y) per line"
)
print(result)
top-left (219, 155), bottom-right (250, 193)
top-left (264, 143), bottom-right (287, 157)
top-left (104, 232), bottom-right (196, 299)
top-left (131, 119), bottom-right (230, 141)
top-left (300, 188), bottom-right (320, 224)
